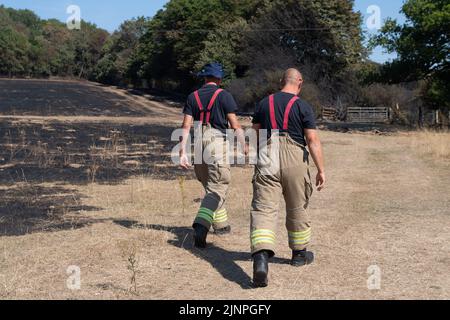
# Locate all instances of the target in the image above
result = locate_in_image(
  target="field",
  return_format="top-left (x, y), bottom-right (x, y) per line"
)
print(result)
top-left (0, 79), bottom-right (449, 300)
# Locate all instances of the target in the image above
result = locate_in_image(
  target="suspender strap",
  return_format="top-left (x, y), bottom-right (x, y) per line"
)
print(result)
top-left (193, 90), bottom-right (204, 123)
top-left (283, 96), bottom-right (299, 130)
top-left (269, 94), bottom-right (278, 130)
top-left (269, 94), bottom-right (299, 130)
top-left (193, 89), bottom-right (223, 124)
top-left (206, 89), bottom-right (223, 124)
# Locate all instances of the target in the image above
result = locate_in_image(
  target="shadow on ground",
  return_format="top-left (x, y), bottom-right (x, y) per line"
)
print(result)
top-left (0, 184), bottom-right (107, 236)
top-left (113, 220), bottom-right (291, 289)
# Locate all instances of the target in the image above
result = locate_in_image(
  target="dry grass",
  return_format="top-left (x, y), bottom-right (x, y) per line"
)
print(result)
top-left (1, 130), bottom-right (448, 300)
top-left (409, 130), bottom-right (450, 160)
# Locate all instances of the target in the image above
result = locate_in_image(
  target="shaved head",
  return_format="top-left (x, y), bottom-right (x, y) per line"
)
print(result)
top-left (282, 68), bottom-right (303, 86)
top-left (280, 68), bottom-right (304, 94)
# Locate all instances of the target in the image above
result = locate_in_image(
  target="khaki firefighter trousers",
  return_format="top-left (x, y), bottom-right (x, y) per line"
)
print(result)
top-left (250, 134), bottom-right (314, 256)
top-left (193, 126), bottom-right (231, 230)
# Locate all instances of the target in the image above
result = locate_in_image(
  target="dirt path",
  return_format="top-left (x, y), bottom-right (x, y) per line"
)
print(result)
top-left (0, 80), bottom-right (448, 299)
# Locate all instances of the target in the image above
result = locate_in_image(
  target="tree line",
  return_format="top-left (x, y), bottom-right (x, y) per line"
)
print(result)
top-left (0, 0), bottom-right (448, 122)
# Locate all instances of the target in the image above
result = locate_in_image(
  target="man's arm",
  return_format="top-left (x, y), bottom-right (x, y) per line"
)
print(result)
top-left (179, 114), bottom-right (193, 169)
top-left (305, 129), bottom-right (326, 191)
top-left (228, 113), bottom-right (248, 155)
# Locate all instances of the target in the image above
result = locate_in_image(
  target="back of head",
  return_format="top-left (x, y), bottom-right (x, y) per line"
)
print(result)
top-left (281, 68), bottom-right (303, 87)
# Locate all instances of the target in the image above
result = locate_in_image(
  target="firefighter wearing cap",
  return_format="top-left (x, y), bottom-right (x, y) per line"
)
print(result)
top-left (179, 62), bottom-right (246, 248)
top-left (250, 68), bottom-right (326, 287)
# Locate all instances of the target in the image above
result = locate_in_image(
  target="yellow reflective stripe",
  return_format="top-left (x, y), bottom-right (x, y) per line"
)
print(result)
top-left (289, 236), bottom-right (311, 242)
top-left (289, 239), bottom-right (310, 245)
top-left (289, 233), bottom-right (311, 238)
top-left (197, 213), bottom-right (213, 223)
top-left (289, 229), bottom-right (311, 244)
top-left (198, 208), bottom-right (214, 217)
top-left (214, 213), bottom-right (228, 218)
top-left (214, 220), bottom-right (228, 224)
top-left (288, 232), bottom-right (311, 241)
top-left (214, 209), bottom-right (228, 222)
top-left (288, 228), bottom-right (311, 237)
top-left (197, 207), bottom-right (214, 223)
top-left (252, 239), bottom-right (276, 246)
top-left (214, 217), bottom-right (228, 223)
top-left (252, 233), bottom-right (275, 237)
top-left (251, 234), bottom-right (276, 245)
top-left (251, 235), bottom-right (275, 243)
top-left (251, 229), bottom-right (276, 246)
top-left (252, 229), bottom-right (275, 234)
top-left (251, 229), bottom-right (276, 237)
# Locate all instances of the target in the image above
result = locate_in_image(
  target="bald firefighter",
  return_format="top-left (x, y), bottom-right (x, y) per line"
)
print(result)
top-left (179, 62), bottom-right (245, 248)
top-left (250, 68), bottom-right (326, 287)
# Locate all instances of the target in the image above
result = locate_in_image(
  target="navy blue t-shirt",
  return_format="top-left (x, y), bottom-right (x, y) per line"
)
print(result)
top-left (184, 84), bottom-right (238, 134)
top-left (252, 92), bottom-right (317, 146)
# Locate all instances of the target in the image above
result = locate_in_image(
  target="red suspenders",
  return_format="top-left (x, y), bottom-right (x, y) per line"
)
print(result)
top-left (193, 89), bottom-right (223, 124)
top-left (268, 94), bottom-right (299, 130)
top-left (269, 94), bottom-right (277, 129)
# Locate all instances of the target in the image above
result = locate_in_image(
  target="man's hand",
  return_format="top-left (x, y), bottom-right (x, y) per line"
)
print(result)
top-left (316, 171), bottom-right (326, 191)
top-left (305, 129), bottom-right (325, 192)
top-left (180, 152), bottom-right (191, 169)
top-left (228, 113), bottom-right (248, 157)
top-left (179, 114), bottom-right (193, 169)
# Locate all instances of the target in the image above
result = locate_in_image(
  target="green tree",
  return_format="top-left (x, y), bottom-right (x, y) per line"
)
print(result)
top-left (230, 0), bottom-right (365, 108)
top-left (0, 25), bottom-right (29, 76)
top-left (71, 21), bottom-right (109, 79)
top-left (41, 19), bottom-right (75, 76)
top-left (0, 6), bottom-right (110, 79)
top-left (196, 18), bottom-right (250, 82)
top-left (94, 17), bottom-right (149, 85)
top-left (370, 0), bottom-right (450, 109)
top-left (135, 0), bottom-right (262, 91)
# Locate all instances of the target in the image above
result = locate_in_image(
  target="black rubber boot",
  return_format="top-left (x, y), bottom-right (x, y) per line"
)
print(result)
top-left (291, 249), bottom-right (314, 267)
top-left (253, 251), bottom-right (269, 288)
top-left (193, 224), bottom-right (209, 248)
top-left (214, 225), bottom-right (231, 235)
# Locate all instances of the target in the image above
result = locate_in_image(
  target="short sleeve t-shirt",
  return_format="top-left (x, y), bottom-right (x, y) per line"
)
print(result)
top-left (183, 84), bottom-right (238, 134)
top-left (252, 92), bottom-right (317, 146)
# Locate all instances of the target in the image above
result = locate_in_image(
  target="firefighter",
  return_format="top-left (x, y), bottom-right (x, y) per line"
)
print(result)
top-left (250, 68), bottom-right (326, 287)
top-left (179, 62), bottom-right (246, 248)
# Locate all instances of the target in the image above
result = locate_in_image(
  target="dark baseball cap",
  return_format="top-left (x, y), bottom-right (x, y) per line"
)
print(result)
top-left (197, 62), bottom-right (225, 79)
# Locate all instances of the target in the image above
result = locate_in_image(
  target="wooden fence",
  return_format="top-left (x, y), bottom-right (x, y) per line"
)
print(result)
top-left (347, 107), bottom-right (389, 123)
top-left (322, 107), bottom-right (338, 121)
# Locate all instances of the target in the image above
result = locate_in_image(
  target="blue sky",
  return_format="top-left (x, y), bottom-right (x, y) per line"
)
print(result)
top-left (0, 0), bottom-right (406, 63)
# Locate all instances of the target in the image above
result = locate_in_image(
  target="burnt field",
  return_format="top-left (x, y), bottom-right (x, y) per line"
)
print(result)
top-left (0, 79), bottom-right (183, 237)
top-left (0, 79), bottom-right (148, 117)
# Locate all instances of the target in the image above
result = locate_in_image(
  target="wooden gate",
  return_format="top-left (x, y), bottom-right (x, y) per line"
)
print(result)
top-left (322, 107), bottom-right (338, 121)
top-left (347, 107), bottom-right (389, 123)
